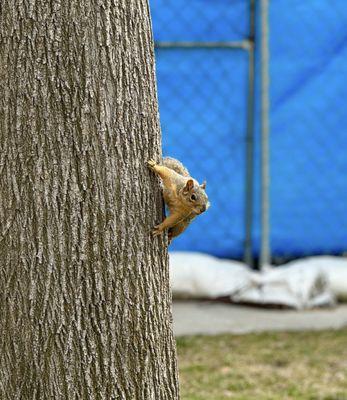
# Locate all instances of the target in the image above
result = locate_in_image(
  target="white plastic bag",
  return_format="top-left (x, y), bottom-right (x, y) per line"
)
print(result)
top-left (169, 252), bottom-right (342, 309)
top-left (170, 252), bottom-right (252, 298)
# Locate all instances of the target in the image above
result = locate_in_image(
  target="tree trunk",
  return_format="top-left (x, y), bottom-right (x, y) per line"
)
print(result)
top-left (0, 1), bottom-right (179, 399)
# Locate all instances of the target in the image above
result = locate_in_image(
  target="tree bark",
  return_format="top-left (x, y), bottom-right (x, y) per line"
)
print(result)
top-left (0, 1), bottom-right (179, 399)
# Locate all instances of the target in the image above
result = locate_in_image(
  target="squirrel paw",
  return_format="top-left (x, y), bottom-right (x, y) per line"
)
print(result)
top-left (147, 159), bottom-right (157, 170)
top-left (152, 224), bottom-right (163, 237)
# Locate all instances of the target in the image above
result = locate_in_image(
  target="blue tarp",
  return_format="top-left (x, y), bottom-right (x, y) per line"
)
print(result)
top-left (151, 0), bottom-right (347, 258)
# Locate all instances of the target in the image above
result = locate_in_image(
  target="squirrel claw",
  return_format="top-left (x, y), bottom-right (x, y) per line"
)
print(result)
top-left (147, 159), bottom-right (157, 170)
top-left (152, 225), bottom-right (163, 237)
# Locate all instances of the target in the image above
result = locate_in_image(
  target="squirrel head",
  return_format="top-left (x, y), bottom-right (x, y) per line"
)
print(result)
top-left (180, 179), bottom-right (210, 215)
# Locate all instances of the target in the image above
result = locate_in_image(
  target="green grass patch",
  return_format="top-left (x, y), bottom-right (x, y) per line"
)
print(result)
top-left (176, 330), bottom-right (347, 400)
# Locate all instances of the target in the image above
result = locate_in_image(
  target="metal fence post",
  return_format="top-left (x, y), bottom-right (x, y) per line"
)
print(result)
top-left (260, 0), bottom-right (271, 269)
top-left (244, 0), bottom-right (256, 268)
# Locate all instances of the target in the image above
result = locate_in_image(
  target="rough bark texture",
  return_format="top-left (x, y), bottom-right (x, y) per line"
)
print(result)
top-left (0, 1), bottom-right (179, 399)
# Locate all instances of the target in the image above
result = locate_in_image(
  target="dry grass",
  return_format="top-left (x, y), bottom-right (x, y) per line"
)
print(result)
top-left (176, 329), bottom-right (347, 400)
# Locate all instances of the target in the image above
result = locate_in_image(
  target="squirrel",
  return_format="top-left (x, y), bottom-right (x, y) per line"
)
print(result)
top-left (147, 157), bottom-right (210, 243)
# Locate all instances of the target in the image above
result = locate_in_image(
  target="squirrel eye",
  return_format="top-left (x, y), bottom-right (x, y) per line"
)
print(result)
top-left (190, 194), bottom-right (197, 201)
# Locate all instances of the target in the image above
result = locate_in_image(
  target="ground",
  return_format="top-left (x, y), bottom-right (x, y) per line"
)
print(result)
top-left (177, 330), bottom-right (347, 400)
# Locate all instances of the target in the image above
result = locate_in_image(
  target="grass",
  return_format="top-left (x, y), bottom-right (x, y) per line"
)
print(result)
top-left (176, 329), bottom-right (347, 400)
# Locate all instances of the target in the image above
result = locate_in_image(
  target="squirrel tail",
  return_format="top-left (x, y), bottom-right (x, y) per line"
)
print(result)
top-left (163, 157), bottom-right (190, 177)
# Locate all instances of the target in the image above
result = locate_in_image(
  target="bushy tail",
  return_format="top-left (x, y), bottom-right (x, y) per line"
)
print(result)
top-left (163, 157), bottom-right (190, 177)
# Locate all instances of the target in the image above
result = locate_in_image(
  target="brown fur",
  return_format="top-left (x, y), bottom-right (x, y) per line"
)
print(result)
top-left (147, 158), bottom-right (209, 242)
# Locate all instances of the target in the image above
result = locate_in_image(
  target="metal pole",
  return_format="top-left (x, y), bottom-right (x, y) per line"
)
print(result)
top-left (260, 0), bottom-right (271, 269)
top-left (244, 0), bottom-right (256, 267)
top-left (155, 40), bottom-right (251, 50)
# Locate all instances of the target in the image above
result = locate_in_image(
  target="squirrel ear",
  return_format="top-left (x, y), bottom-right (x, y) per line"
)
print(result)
top-left (184, 179), bottom-right (194, 192)
top-left (200, 180), bottom-right (207, 190)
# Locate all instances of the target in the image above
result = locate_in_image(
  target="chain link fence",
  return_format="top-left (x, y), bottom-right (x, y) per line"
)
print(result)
top-left (266, 0), bottom-right (347, 263)
top-left (150, 0), bottom-right (347, 266)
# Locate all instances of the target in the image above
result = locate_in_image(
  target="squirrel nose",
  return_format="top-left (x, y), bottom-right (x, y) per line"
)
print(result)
top-left (200, 205), bottom-right (206, 213)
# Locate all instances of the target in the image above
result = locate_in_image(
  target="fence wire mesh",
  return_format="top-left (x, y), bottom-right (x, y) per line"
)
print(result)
top-left (267, 1), bottom-right (347, 261)
top-left (150, 0), bottom-right (347, 263)
top-left (152, 0), bottom-right (254, 261)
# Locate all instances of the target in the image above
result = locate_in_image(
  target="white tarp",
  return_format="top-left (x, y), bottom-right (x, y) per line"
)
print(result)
top-left (170, 252), bottom-right (347, 309)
